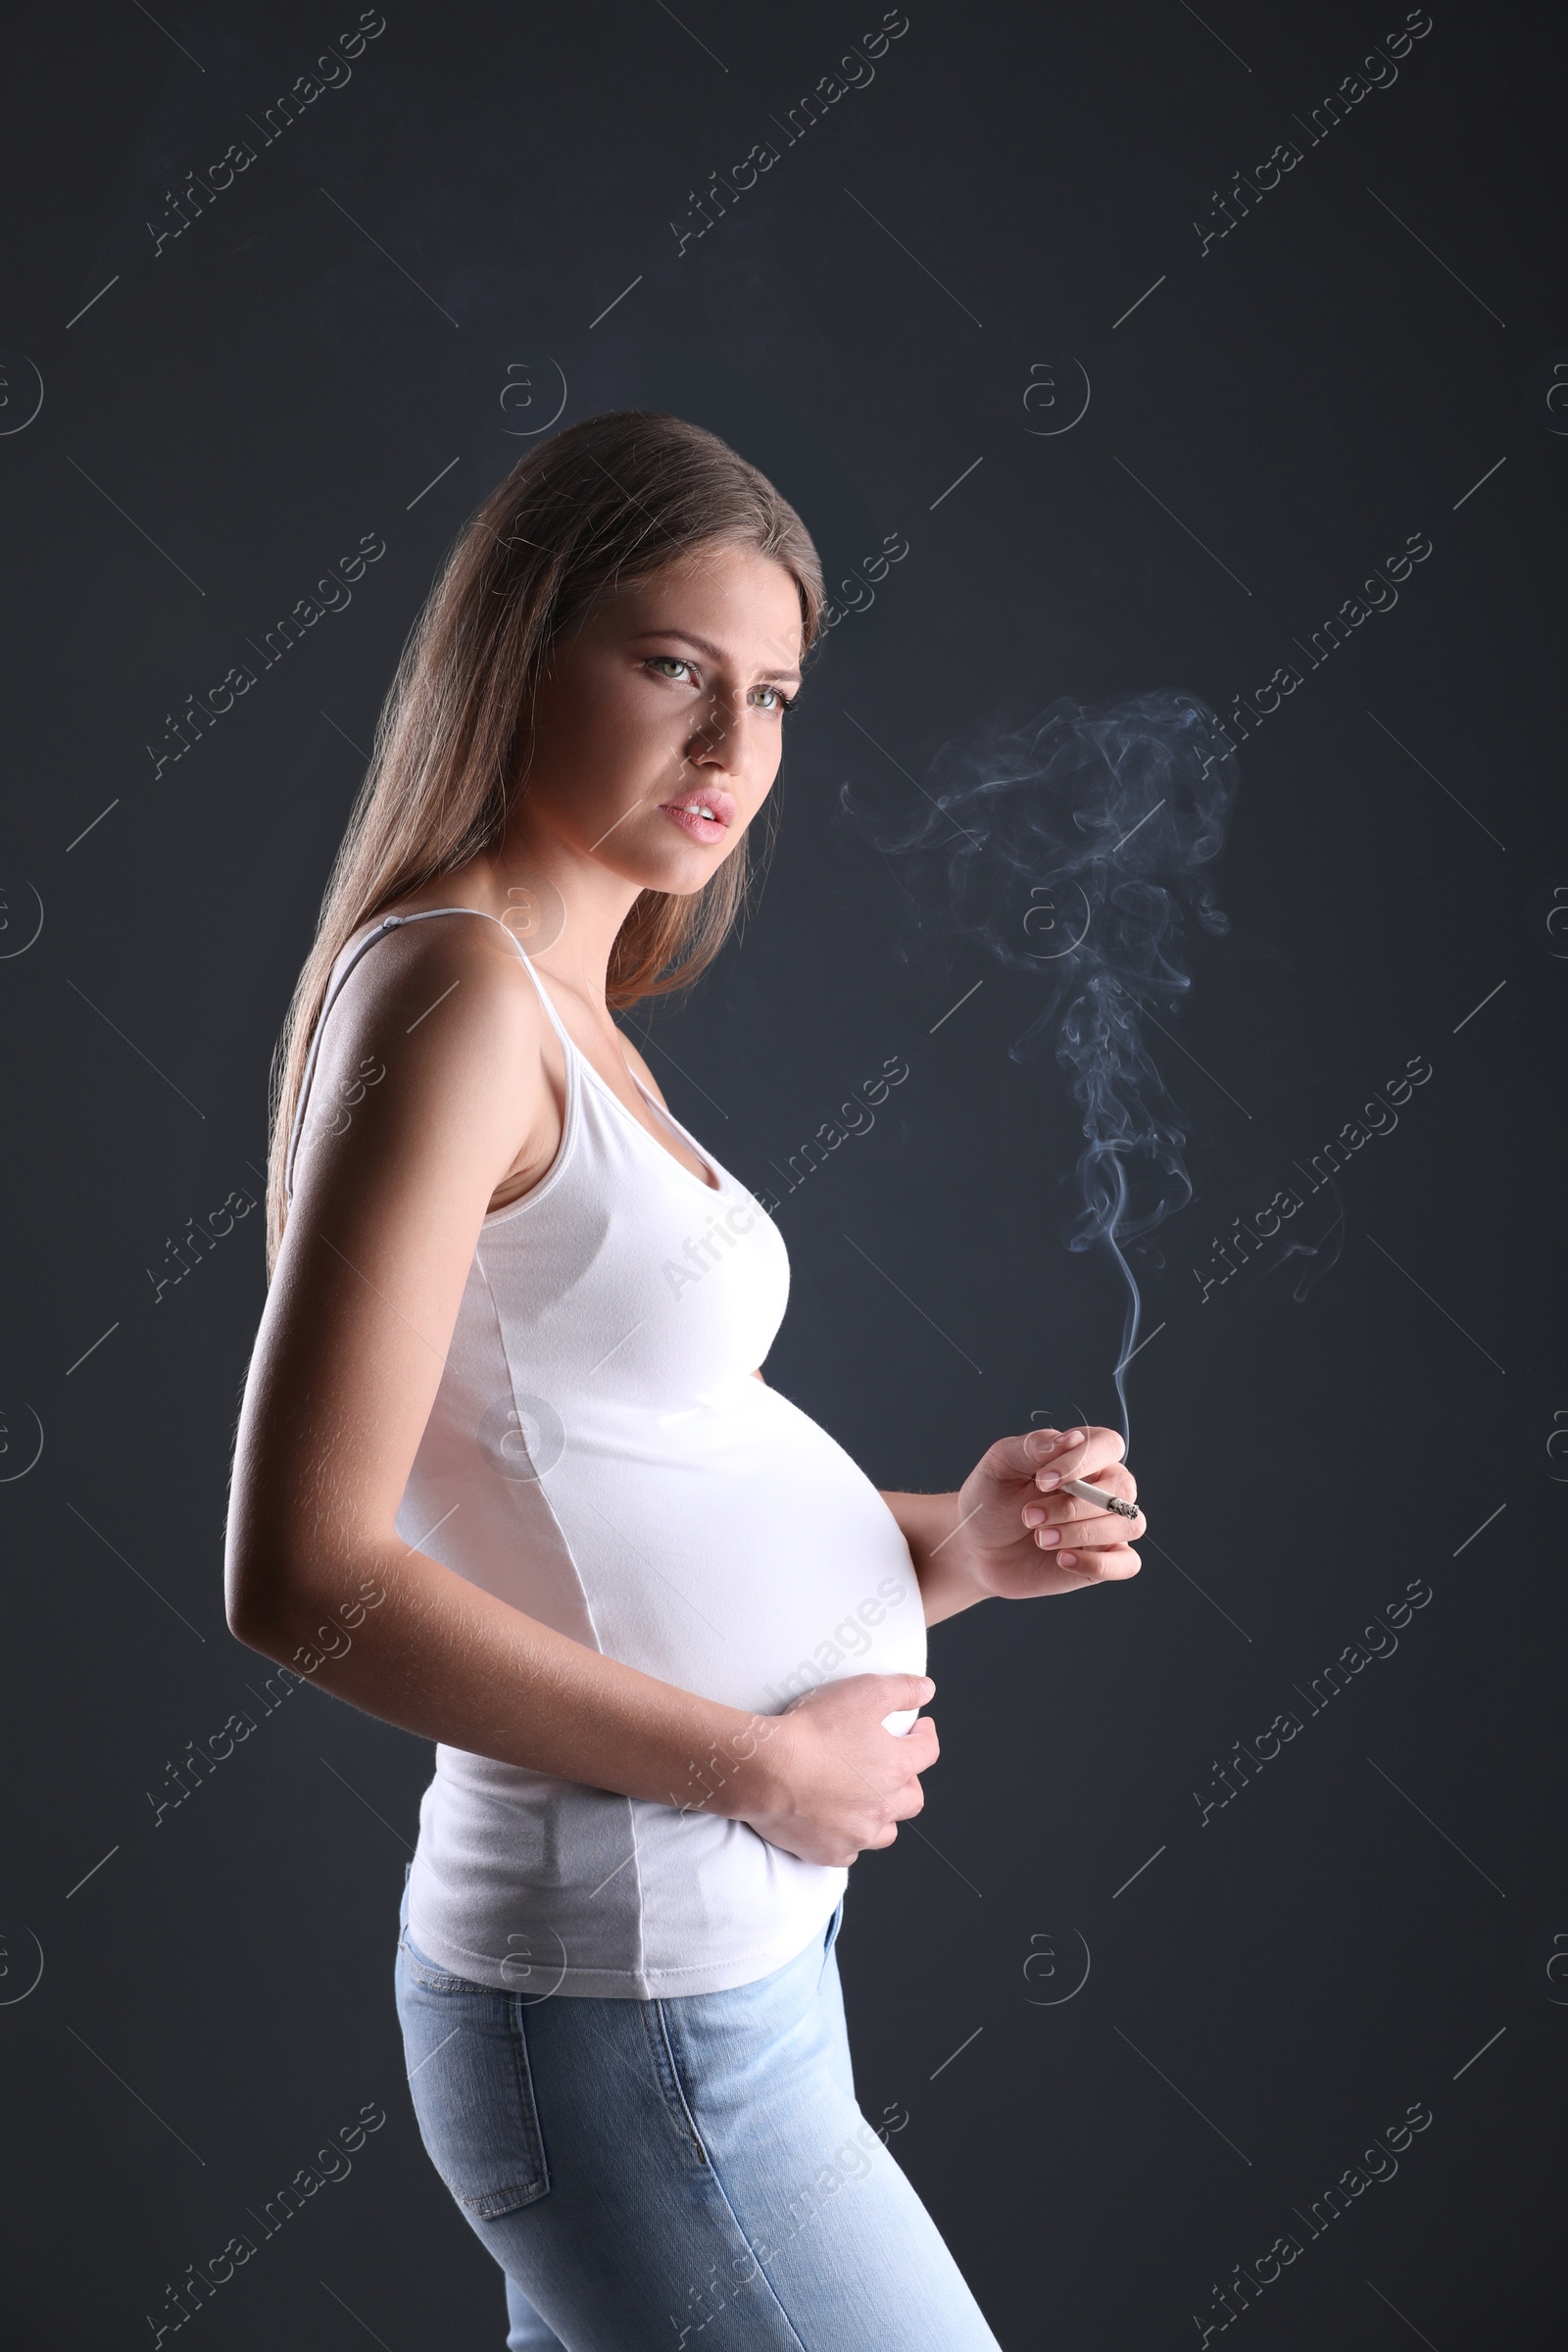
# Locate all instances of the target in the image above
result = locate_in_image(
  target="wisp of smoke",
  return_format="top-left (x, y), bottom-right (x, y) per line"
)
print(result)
top-left (849, 691), bottom-right (1239, 1446)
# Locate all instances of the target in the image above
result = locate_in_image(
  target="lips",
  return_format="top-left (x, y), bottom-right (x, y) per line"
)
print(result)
top-left (659, 788), bottom-right (737, 843)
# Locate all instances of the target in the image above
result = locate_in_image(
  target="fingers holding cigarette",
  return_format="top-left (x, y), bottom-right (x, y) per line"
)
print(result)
top-left (1059, 1476), bottom-right (1141, 1521)
top-left (1021, 1426), bottom-right (1145, 1569)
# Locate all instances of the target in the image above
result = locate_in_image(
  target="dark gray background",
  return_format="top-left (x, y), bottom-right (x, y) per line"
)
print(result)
top-left (2, 1), bottom-right (1563, 2343)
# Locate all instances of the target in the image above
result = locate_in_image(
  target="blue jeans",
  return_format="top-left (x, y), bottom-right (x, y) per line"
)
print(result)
top-left (394, 1873), bottom-right (1003, 2349)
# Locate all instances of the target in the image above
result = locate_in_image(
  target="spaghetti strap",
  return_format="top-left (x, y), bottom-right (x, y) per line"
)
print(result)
top-left (476, 913), bottom-right (577, 1054)
top-left (283, 904), bottom-right (573, 1199)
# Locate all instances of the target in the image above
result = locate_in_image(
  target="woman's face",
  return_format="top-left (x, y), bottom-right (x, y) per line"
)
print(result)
top-left (511, 539), bottom-right (806, 898)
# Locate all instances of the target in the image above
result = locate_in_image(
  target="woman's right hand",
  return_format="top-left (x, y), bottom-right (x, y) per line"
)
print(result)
top-left (735, 1674), bottom-right (939, 1866)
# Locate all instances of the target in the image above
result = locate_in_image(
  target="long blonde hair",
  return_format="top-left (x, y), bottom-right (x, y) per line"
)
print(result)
top-left (265, 410), bottom-right (824, 1277)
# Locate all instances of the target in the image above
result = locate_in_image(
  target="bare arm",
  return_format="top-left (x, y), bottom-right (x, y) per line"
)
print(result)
top-left (226, 926), bottom-right (934, 1864)
top-left (879, 1489), bottom-right (985, 1628)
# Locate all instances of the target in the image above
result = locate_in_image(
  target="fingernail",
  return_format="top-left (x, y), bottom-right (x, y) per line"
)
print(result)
top-left (1029, 1431), bottom-right (1059, 1457)
top-left (1058, 1550), bottom-right (1077, 1568)
top-left (1035, 1470), bottom-right (1061, 1490)
top-left (1023, 1504), bottom-right (1047, 1527)
top-left (1037, 1527), bottom-right (1061, 1545)
top-left (1060, 1428), bottom-right (1086, 1447)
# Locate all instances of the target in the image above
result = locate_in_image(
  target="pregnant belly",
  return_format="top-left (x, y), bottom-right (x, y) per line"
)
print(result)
top-left (547, 1382), bottom-right (929, 1721)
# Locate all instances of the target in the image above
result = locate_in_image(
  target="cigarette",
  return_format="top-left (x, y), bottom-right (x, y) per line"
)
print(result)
top-left (1058, 1476), bottom-right (1141, 1522)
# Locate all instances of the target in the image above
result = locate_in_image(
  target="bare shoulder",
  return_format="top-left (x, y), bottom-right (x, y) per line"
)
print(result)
top-left (332, 906), bottom-right (542, 1030)
top-left (308, 908), bottom-right (547, 1100)
top-left (287, 909), bottom-right (551, 1217)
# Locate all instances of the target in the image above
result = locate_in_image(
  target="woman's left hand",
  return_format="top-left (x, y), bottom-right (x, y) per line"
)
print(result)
top-left (948, 1425), bottom-right (1145, 1600)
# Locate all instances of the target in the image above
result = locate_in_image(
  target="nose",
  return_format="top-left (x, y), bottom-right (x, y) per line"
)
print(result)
top-left (683, 693), bottom-right (743, 774)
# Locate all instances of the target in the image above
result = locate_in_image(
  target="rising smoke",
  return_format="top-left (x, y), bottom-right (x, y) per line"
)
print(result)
top-left (849, 691), bottom-right (1240, 1446)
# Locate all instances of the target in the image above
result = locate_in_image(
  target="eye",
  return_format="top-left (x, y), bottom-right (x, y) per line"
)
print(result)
top-left (751, 683), bottom-right (798, 713)
top-left (644, 655), bottom-right (696, 684)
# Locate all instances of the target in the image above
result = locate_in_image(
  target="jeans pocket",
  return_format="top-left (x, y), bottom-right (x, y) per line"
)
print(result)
top-left (396, 1935), bottom-right (551, 2219)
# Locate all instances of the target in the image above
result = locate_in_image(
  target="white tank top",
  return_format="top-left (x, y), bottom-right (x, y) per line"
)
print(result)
top-left (287, 906), bottom-right (926, 1998)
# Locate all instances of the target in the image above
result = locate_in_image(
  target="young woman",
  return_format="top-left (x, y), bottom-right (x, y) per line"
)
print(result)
top-left (224, 411), bottom-right (1144, 2350)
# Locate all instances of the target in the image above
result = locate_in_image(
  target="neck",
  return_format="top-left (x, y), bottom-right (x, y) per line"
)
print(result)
top-left (473, 811), bottom-right (644, 1011)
